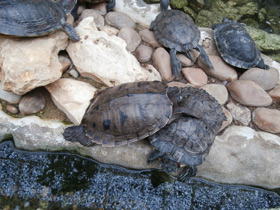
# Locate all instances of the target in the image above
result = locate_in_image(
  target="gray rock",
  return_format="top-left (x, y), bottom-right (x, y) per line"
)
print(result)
top-left (0, 82), bottom-right (21, 104)
top-left (138, 29), bottom-right (162, 48)
top-left (226, 102), bottom-right (251, 126)
top-left (135, 45), bottom-right (153, 63)
top-left (105, 12), bottom-right (136, 29)
top-left (19, 91), bottom-right (46, 115)
top-left (78, 9), bottom-right (105, 28)
top-left (118, 27), bottom-right (141, 52)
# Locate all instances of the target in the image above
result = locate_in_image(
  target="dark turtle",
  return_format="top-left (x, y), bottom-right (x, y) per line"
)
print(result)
top-left (150, 0), bottom-right (213, 78)
top-left (78, 0), bottom-right (115, 12)
top-left (212, 18), bottom-right (269, 70)
top-left (63, 81), bottom-right (174, 147)
top-left (0, 0), bottom-right (79, 41)
top-left (147, 86), bottom-right (225, 181)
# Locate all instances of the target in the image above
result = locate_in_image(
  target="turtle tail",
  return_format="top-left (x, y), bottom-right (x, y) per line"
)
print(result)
top-left (63, 125), bottom-right (93, 147)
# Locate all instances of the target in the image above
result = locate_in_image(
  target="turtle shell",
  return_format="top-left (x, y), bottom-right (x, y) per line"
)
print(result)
top-left (150, 86), bottom-right (225, 167)
top-left (0, 0), bottom-right (73, 37)
top-left (82, 81), bottom-right (173, 147)
top-left (152, 10), bottom-right (200, 52)
top-left (213, 19), bottom-right (262, 69)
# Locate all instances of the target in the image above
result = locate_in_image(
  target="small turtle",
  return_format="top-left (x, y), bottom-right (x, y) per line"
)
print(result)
top-left (151, 0), bottom-right (213, 78)
top-left (78, 0), bottom-right (115, 12)
top-left (147, 86), bottom-right (225, 181)
top-left (0, 0), bottom-right (79, 41)
top-left (212, 18), bottom-right (269, 69)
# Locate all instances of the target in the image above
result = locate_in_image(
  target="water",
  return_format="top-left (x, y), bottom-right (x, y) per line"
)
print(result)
top-left (0, 139), bottom-right (280, 209)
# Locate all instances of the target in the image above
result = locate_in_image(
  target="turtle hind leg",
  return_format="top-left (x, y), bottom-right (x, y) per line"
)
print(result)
top-left (170, 49), bottom-right (182, 78)
top-left (178, 166), bottom-right (197, 182)
top-left (196, 44), bottom-right (213, 69)
top-left (63, 23), bottom-right (80, 42)
top-left (256, 58), bottom-right (269, 70)
top-left (106, 0), bottom-right (116, 12)
top-left (63, 125), bottom-right (93, 147)
top-left (147, 150), bottom-right (164, 164)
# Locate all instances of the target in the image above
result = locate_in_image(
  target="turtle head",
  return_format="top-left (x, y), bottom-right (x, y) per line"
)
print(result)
top-left (57, 0), bottom-right (77, 15)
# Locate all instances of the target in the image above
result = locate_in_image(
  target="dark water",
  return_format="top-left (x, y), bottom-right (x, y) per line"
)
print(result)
top-left (0, 139), bottom-right (280, 209)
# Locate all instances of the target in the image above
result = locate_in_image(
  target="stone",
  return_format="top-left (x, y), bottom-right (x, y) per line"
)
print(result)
top-left (182, 67), bottom-right (208, 87)
top-left (138, 29), bottom-right (162, 48)
top-left (197, 55), bottom-right (238, 82)
top-left (67, 18), bottom-right (160, 87)
top-left (105, 12), bottom-right (136, 29)
top-left (58, 56), bottom-right (72, 73)
top-left (99, 25), bottom-right (119, 36)
top-left (226, 102), bottom-right (251, 126)
top-left (198, 125), bottom-right (280, 189)
top-left (78, 9), bottom-right (105, 28)
top-left (239, 67), bottom-right (279, 91)
top-left (0, 31), bottom-right (68, 95)
top-left (199, 27), bottom-right (220, 56)
top-left (219, 107), bottom-right (232, 132)
top-left (0, 82), bottom-right (21, 104)
top-left (19, 92), bottom-right (46, 115)
top-left (117, 27), bottom-right (142, 52)
top-left (152, 47), bottom-right (173, 82)
top-left (167, 81), bottom-right (188, 88)
top-left (268, 85), bottom-right (280, 104)
top-left (177, 54), bottom-right (194, 67)
top-left (252, 108), bottom-right (280, 134)
top-left (90, 2), bottom-right (107, 15)
top-left (227, 80), bottom-right (272, 107)
top-left (200, 84), bottom-right (228, 105)
top-left (45, 78), bottom-right (97, 125)
top-left (6, 105), bottom-right (19, 114)
top-left (69, 69), bottom-right (79, 78)
top-left (135, 45), bottom-right (153, 63)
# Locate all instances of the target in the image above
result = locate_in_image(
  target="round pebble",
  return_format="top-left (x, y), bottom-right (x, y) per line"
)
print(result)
top-left (118, 27), bottom-right (141, 52)
top-left (79, 9), bottom-right (105, 27)
top-left (6, 105), bottom-right (19, 114)
top-left (182, 67), bottom-right (208, 87)
top-left (253, 107), bottom-right (280, 133)
top-left (58, 55), bottom-right (72, 73)
top-left (200, 83), bottom-right (228, 105)
top-left (177, 53), bottom-right (194, 67)
top-left (226, 102), bottom-right (251, 126)
top-left (19, 92), bottom-right (46, 115)
top-left (69, 69), bottom-right (79, 78)
top-left (268, 85), bottom-right (280, 104)
top-left (105, 12), bottom-right (136, 29)
top-left (135, 45), bottom-right (153, 63)
top-left (138, 29), bottom-right (161, 48)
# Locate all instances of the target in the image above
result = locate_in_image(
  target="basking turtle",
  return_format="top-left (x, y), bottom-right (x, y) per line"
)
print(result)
top-left (0, 0), bottom-right (79, 41)
top-left (147, 86), bottom-right (225, 181)
top-left (212, 18), bottom-right (269, 69)
top-left (151, 0), bottom-right (213, 78)
top-left (78, 0), bottom-right (115, 12)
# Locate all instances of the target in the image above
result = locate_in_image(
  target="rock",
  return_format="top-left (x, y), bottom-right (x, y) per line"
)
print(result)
top-left (138, 29), bottom-right (162, 48)
top-left (117, 27), bottom-right (141, 52)
top-left (105, 12), bottom-right (136, 29)
top-left (199, 28), bottom-right (220, 56)
top-left (239, 67), bottom-right (279, 91)
top-left (45, 78), bottom-right (97, 125)
top-left (99, 25), bottom-right (119, 36)
top-left (135, 45), bottom-right (153, 63)
top-left (167, 81), bottom-right (188, 88)
top-left (219, 108), bottom-right (232, 132)
top-left (198, 125), bottom-right (280, 189)
top-left (182, 67), bottom-right (208, 87)
top-left (200, 84), bottom-right (228, 105)
top-left (67, 18), bottom-right (160, 87)
top-left (0, 82), bottom-right (21, 104)
top-left (69, 69), bottom-right (79, 78)
top-left (268, 85), bottom-right (280, 104)
top-left (226, 102), bottom-right (251, 126)
top-left (0, 31), bottom-right (68, 95)
top-left (6, 105), bottom-right (19, 114)
top-left (152, 47), bottom-right (173, 82)
top-left (197, 55), bottom-right (238, 82)
top-left (90, 2), bottom-right (107, 15)
top-left (252, 108), bottom-right (280, 134)
top-left (78, 9), bottom-right (105, 27)
top-left (227, 80), bottom-right (272, 107)
top-left (58, 56), bottom-right (72, 73)
top-left (19, 92), bottom-right (46, 115)
top-left (177, 54), bottom-right (194, 67)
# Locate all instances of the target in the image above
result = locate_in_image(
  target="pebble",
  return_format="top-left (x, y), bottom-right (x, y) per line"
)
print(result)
top-left (253, 108), bottom-right (280, 133)
top-left (58, 55), bottom-right (72, 73)
top-left (105, 12), bottom-right (136, 29)
top-left (19, 92), bottom-right (46, 115)
top-left (200, 84), bottom-right (228, 105)
top-left (78, 9), bottom-right (105, 27)
top-left (219, 107), bottom-right (233, 132)
top-left (90, 2), bottom-right (107, 15)
top-left (226, 102), bottom-right (251, 126)
top-left (6, 105), bottom-right (19, 114)
top-left (227, 80), bottom-right (272, 107)
top-left (69, 69), bottom-right (79, 78)
top-left (135, 45), bottom-right (153, 63)
top-left (152, 47), bottom-right (173, 82)
top-left (177, 53), bottom-right (194, 67)
top-left (138, 29), bottom-right (162, 48)
top-left (239, 67), bottom-right (279, 91)
top-left (268, 85), bottom-right (280, 104)
top-left (0, 82), bottom-right (21, 104)
top-left (99, 25), bottom-right (119, 36)
top-left (182, 67), bottom-right (208, 87)
top-left (118, 27), bottom-right (141, 52)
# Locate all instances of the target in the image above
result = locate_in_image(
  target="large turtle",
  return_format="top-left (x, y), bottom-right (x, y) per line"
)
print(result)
top-left (212, 18), bottom-right (269, 70)
top-left (151, 0), bottom-right (213, 78)
top-left (147, 86), bottom-right (225, 181)
top-left (0, 0), bottom-right (79, 41)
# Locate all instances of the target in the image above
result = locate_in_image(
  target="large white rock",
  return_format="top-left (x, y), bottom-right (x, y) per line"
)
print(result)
top-left (0, 32), bottom-right (68, 95)
top-left (67, 17), bottom-right (161, 87)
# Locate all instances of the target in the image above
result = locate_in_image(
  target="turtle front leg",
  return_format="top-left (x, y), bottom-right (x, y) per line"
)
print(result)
top-left (256, 58), bottom-right (269, 70)
top-left (170, 49), bottom-right (182, 78)
top-left (147, 150), bottom-right (164, 164)
top-left (160, 0), bottom-right (170, 11)
top-left (178, 166), bottom-right (197, 182)
top-left (196, 44), bottom-right (213, 69)
top-left (106, 0), bottom-right (116, 12)
top-left (63, 125), bottom-right (94, 147)
top-left (63, 23), bottom-right (80, 42)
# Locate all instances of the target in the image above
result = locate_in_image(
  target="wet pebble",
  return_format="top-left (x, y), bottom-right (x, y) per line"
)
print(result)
top-left (6, 105), bottom-right (19, 114)
top-left (227, 80), bottom-right (272, 107)
top-left (226, 102), bottom-right (251, 126)
top-left (135, 45), bottom-right (153, 63)
top-left (105, 12), bottom-right (136, 29)
top-left (138, 29), bottom-right (161, 48)
top-left (182, 67), bottom-right (208, 87)
top-left (177, 54), bottom-right (194, 67)
top-left (200, 84), bottom-right (228, 105)
top-left (268, 85), bottom-right (280, 104)
top-left (79, 9), bottom-right (105, 27)
top-left (219, 107), bottom-right (233, 131)
top-left (118, 27), bottom-right (141, 52)
top-left (19, 92), bottom-right (46, 115)
top-left (253, 107), bottom-right (280, 133)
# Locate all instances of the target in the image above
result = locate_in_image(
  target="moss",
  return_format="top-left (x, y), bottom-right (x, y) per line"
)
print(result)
top-left (183, 6), bottom-right (197, 20)
top-left (195, 10), bottom-right (223, 28)
top-left (170, 0), bottom-right (188, 9)
top-left (241, 18), bottom-right (259, 28)
top-left (143, 0), bottom-right (160, 3)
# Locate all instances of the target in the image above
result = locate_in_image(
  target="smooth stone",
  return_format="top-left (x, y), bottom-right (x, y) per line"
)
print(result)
top-left (219, 108), bottom-right (233, 132)
top-left (182, 67), bottom-right (208, 87)
top-left (99, 25), bottom-right (119, 36)
top-left (118, 27), bottom-right (141, 52)
top-left (0, 82), bottom-right (21, 104)
top-left (152, 47), bottom-right (173, 82)
top-left (198, 125), bottom-right (280, 189)
top-left (177, 54), bottom-right (194, 67)
top-left (167, 81), bottom-right (188, 88)
top-left (78, 9), bottom-right (105, 28)
top-left (200, 84), bottom-right (228, 105)
top-left (105, 12), bottom-right (136, 29)
top-left (252, 108), bottom-right (280, 134)
top-left (45, 78), bottom-right (97, 125)
top-left (6, 105), bottom-right (19, 114)
top-left (268, 85), bottom-right (280, 104)
top-left (226, 102), bottom-right (251, 126)
top-left (227, 80), bottom-right (272, 107)
top-left (198, 55), bottom-right (238, 82)
top-left (135, 45), bottom-right (153, 63)
top-left (138, 29), bottom-right (162, 48)
top-left (58, 55), bottom-right (72, 73)
top-left (19, 92), bottom-right (46, 115)
top-left (90, 2), bottom-right (107, 15)
top-left (69, 69), bottom-right (79, 78)
top-left (239, 67), bottom-right (279, 91)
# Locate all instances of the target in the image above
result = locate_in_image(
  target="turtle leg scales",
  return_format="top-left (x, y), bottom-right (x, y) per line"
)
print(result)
top-left (63, 125), bottom-right (94, 147)
top-left (170, 49), bottom-right (182, 78)
top-left (63, 23), bottom-right (80, 42)
top-left (147, 150), bottom-right (164, 164)
top-left (256, 58), bottom-right (269, 70)
top-left (196, 44), bottom-right (213, 69)
top-left (178, 166), bottom-right (197, 182)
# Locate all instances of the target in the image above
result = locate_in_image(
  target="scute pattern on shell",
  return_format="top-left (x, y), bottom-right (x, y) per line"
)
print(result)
top-left (153, 10), bottom-right (200, 52)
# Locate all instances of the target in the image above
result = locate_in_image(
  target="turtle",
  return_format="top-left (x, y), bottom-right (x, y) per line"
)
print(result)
top-left (150, 0), bottom-right (213, 78)
top-left (147, 86), bottom-right (225, 181)
top-left (212, 18), bottom-right (269, 70)
top-left (0, 0), bottom-right (79, 41)
top-left (78, 0), bottom-right (115, 12)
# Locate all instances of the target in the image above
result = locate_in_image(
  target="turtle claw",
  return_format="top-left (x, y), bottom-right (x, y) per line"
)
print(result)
top-left (178, 166), bottom-right (197, 182)
top-left (196, 44), bottom-right (213, 69)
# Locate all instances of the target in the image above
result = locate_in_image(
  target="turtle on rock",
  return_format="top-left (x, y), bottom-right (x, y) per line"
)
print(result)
top-left (212, 18), bottom-right (269, 70)
top-left (150, 0), bottom-right (213, 78)
top-left (147, 86), bottom-right (225, 181)
top-left (0, 0), bottom-right (79, 41)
